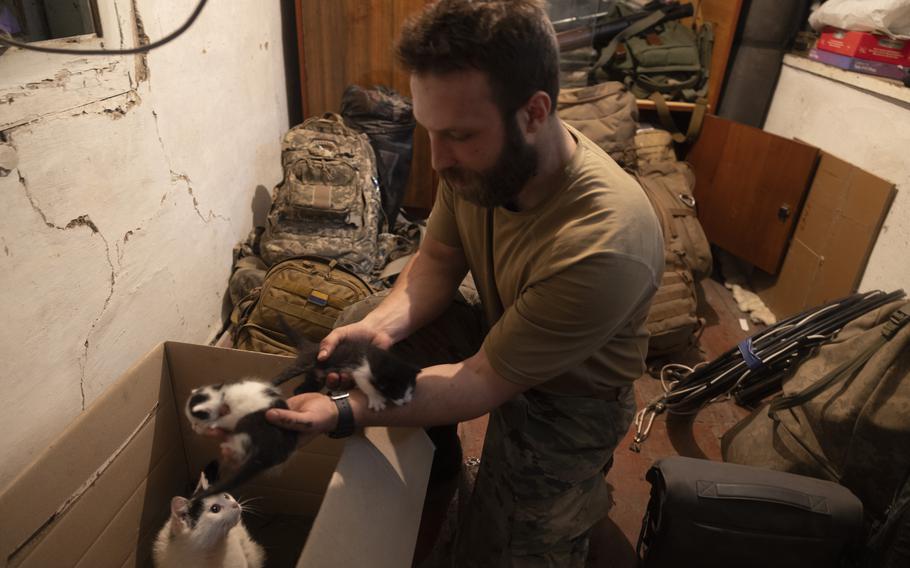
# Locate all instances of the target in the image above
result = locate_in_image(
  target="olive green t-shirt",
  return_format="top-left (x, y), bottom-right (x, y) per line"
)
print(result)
top-left (426, 124), bottom-right (664, 398)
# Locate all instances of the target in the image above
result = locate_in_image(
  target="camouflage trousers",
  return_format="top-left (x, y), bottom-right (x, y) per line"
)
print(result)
top-left (336, 291), bottom-right (636, 567)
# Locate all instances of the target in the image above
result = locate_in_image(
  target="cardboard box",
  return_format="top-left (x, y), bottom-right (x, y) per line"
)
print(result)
top-left (809, 47), bottom-right (909, 81)
top-left (817, 27), bottom-right (910, 66)
top-left (0, 342), bottom-right (433, 568)
top-left (757, 152), bottom-right (896, 319)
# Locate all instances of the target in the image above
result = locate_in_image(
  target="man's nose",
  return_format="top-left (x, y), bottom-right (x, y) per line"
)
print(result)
top-left (429, 135), bottom-right (456, 172)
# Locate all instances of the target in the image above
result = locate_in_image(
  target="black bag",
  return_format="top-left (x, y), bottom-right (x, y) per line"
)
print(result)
top-left (638, 456), bottom-right (864, 568)
top-left (341, 85), bottom-right (416, 231)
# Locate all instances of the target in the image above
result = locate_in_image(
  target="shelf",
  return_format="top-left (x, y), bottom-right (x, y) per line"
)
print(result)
top-left (782, 54), bottom-right (910, 106)
top-left (637, 99), bottom-right (692, 112)
top-left (635, 99), bottom-right (711, 113)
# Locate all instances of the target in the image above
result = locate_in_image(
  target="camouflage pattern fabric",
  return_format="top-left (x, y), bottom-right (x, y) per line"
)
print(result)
top-left (453, 388), bottom-right (635, 567)
top-left (260, 114), bottom-right (386, 277)
top-left (336, 292), bottom-right (636, 567)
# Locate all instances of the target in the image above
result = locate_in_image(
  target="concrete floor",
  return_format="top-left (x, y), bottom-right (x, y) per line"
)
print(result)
top-left (414, 276), bottom-right (761, 567)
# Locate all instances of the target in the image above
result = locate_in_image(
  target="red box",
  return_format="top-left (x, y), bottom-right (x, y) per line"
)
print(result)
top-left (817, 27), bottom-right (910, 66)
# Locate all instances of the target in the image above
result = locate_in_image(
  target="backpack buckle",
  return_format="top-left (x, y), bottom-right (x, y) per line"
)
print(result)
top-left (883, 309), bottom-right (910, 340)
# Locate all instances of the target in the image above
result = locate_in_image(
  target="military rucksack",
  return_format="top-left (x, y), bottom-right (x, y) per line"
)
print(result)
top-left (260, 114), bottom-right (385, 277)
top-left (636, 158), bottom-right (712, 280)
top-left (633, 129), bottom-right (712, 358)
top-left (557, 81), bottom-right (639, 167)
top-left (231, 256), bottom-right (374, 355)
top-left (341, 85), bottom-right (416, 232)
top-left (592, 6), bottom-right (714, 143)
top-left (605, 19), bottom-right (714, 104)
top-left (722, 300), bottom-right (910, 567)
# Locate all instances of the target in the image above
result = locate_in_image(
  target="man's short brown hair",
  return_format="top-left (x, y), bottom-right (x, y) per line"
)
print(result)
top-left (396, 0), bottom-right (559, 116)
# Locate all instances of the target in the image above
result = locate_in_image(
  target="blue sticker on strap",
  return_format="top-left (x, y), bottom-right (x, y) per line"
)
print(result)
top-left (738, 337), bottom-right (764, 371)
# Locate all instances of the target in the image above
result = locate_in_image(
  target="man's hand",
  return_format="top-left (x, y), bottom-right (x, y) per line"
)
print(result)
top-left (319, 320), bottom-right (394, 358)
top-left (266, 392), bottom-right (340, 447)
top-left (319, 321), bottom-right (394, 389)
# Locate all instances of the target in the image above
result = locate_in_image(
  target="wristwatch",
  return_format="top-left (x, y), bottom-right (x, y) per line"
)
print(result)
top-left (327, 391), bottom-right (355, 439)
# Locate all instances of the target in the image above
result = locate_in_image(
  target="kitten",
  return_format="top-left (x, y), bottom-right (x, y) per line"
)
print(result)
top-left (185, 380), bottom-right (298, 498)
top-left (153, 464), bottom-right (265, 568)
top-left (272, 335), bottom-right (421, 411)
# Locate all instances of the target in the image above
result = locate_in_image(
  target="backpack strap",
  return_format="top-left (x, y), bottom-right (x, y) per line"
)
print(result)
top-left (588, 9), bottom-right (667, 83)
top-left (650, 93), bottom-right (708, 144)
top-left (769, 308), bottom-right (910, 417)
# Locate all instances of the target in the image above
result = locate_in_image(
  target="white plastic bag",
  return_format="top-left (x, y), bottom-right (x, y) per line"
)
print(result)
top-left (809, 0), bottom-right (910, 38)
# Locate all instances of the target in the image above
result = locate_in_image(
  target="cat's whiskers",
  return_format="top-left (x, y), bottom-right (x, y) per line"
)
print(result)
top-left (238, 497), bottom-right (267, 518)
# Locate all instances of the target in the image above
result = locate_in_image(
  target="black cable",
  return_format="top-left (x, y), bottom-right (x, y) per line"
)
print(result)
top-left (662, 289), bottom-right (905, 414)
top-left (0, 0), bottom-right (208, 56)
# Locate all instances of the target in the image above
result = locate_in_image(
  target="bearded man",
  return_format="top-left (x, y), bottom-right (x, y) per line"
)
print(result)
top-left (268, 1), bottom-right (664, 565)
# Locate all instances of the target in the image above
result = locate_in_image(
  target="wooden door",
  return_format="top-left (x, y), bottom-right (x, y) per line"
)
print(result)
top-left (687, 115), bottom-right (819, 274)
top-left (296, 0), bottom-right (436, 211)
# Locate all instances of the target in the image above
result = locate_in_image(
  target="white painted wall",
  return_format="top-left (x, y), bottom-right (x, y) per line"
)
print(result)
top-left (764, 57), bottom-right (910, 294)
top-left (0, 0), bottom-right (289, 490)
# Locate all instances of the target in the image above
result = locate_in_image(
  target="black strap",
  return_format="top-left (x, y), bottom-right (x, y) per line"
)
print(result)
top-left (327, 391), bottom-right (355, 438)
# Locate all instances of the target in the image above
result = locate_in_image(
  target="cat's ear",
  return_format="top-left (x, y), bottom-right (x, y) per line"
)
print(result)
top-left (195, 472), bottom-right (209, 493)
top-left (170, 496), bottom-right (190, 532)
top-left (193, 460), bottom-right (219, 494)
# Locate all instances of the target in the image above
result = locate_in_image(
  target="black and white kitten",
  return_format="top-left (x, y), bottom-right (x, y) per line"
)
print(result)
top-left (153, 463), bottom-right (265, 568)
top-left (272, 335), bottom-right (421, 411)
top-left (185, 381), bottom-right (298, 498)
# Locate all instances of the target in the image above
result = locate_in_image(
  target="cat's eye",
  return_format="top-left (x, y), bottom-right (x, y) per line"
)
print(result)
top-left (210, 504), bottom-right (221, 513)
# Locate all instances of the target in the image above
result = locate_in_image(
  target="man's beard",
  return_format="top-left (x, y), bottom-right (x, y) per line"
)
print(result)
top-left (439, 115), bottom-right (539, 209)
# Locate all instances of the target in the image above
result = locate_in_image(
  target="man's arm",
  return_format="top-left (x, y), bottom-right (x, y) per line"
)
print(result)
top-left (267, 348), bottom-right (527, 438)
top-left (318, 232), bottom-right (468, 355)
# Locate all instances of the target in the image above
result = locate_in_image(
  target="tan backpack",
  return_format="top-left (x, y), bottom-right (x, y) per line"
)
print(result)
top-left (231, 256), bottom-right (373, 354)
top-left (636, 159), bottom-right (712, 280)
top-left (633, 130), bottom-right (712, 358)
top-left (557, 81), bottom-right (639, 167)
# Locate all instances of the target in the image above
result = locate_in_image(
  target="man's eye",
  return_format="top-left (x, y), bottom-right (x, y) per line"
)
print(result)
top-left (210, 504), bottom-right (221, 513)
top-left (447, 131), bottom-right (470, 141)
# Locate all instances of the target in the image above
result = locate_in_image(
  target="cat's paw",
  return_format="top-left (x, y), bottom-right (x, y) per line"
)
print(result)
top-left (366, 395), bottom-right (387, 411)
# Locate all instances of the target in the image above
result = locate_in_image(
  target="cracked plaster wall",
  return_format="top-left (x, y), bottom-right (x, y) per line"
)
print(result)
top-left (764, 65), bottom-right (910, 294)
top-left (0, 0), bottom-right (289, 490)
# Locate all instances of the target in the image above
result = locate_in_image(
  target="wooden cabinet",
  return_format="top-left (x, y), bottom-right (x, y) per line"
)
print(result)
top-left (295, 0), bottom-right (436, 211)
top-left (687, 115), bottom-right (820, 274)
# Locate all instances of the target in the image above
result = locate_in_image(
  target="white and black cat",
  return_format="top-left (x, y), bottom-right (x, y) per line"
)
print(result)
top-left (184, 329), bottom-right (420, 497)
top-left (272, 333), bottom-right (421, 411)
top-left (153, 463), bottom-right (265, 568)
top-left (185, 380), bottom-right (298, 499)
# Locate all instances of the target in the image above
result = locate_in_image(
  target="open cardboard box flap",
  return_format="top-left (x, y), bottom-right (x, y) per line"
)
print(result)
top-left (0, 342), bottom-right (433, 568)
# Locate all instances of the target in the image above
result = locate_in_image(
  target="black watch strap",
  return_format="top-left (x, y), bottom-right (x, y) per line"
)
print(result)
top-left (327, 391), bottom-right (355, 439)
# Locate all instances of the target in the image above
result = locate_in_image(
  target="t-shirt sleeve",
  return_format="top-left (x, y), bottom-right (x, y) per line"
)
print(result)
top-left (482, 254), bottom-right (657, 387)
top-left (425, 181), bottom-right (462, 248)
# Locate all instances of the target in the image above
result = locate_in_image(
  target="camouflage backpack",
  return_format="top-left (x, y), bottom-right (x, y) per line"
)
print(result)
top-left (260, 114), bottom-right (385, 277)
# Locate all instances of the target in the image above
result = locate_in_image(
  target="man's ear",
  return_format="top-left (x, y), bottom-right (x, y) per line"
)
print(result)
top-left (522, 91), bottom-right (553, 135)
